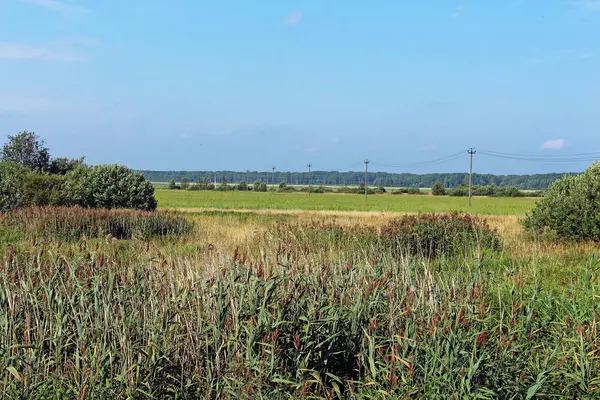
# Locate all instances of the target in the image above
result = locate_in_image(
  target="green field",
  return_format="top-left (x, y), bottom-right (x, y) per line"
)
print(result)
top-left (156, 189), bottom-right (538, 215)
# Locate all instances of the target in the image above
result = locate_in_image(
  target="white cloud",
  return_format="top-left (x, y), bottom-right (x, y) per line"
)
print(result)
top-left (451, 5), bottom-right (464, 19)
top-left (0, 42), bottom-right (83, 61)
top-left (19, 0), bottom-right (90, 18)
top-left (284, 11), bottom-right (304, 26)
top-left (542, 139), bottom-right (565, 150)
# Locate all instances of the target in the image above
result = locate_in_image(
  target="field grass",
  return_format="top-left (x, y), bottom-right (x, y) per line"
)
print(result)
top-left (155, 189), bottom-right (537, 215)
top-left (2, 205), bottom-right (599, 397)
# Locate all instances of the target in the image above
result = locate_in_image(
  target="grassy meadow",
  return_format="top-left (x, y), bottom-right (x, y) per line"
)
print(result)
top-left (1, 201), bottom-right (599, 398)
top-left (155, 189), bottom-right (538, 215)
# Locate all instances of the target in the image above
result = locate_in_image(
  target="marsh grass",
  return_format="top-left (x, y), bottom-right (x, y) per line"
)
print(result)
top-left (0, 210), bottom-right (599, 398)
top-left (0, 206), bottom-right (193, 242)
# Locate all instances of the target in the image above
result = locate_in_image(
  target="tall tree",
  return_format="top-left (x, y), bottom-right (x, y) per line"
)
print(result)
top-left (1, 131), bottom-right (50, 171)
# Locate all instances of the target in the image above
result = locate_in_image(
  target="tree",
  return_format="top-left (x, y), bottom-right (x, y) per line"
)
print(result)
top-left (523, 161), bottom-right (600, 241)
top-left (180, 177), bottom-right (190, 190)
top-left (432, 181), bottom-right (446, 196)
top-left (49, 157), bottom-right (85, 175)
top-left (0, 162), bottom-right (28, 211)
top-left (63, 165), bottom-right (157, 211)
top-left (237, 181), bottom-right (248, 191)
top-left (168, 179), bottom-right (177, 190)
top-left (1, 131), bottom-right (50, 171)
top-left (253, 181), bottom-right (267, 192)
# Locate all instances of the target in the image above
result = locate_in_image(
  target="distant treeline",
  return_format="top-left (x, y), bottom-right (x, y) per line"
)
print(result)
top-left (141, 171), bottom-right (578, 190)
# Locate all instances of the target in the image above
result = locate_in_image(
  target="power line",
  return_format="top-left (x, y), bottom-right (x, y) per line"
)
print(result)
top-left (371, 151), bottom-right (466, 169)
top-left (478, 151), bottom-right (600, 163)
top-left (479, 149), bottom-right (600, 158)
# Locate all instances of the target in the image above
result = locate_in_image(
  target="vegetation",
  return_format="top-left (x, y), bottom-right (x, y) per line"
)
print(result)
top-left (523, 161), bottom-right (600, 241)
top-left (0, 133), bottom-right (158, 212)
top-left (62, 165), bottom-right (157, 211)
top-left (380, 212), bottom-right (501, 257)
top-left (253, 180), bottom-right (268, 192)
top-left (142, 170), bottom-right (575, 190)
top-left (180, 177), bottom-right (190, 190)
top-left (1, 207), bottom-right (599, 397)
top-left (448, 184), bottom-right (543, 197)
top-left (1, 206), bottom-right (192, 241)
top-left (431, 181), bottom-right (445, 196)
top-left (155, 189), bottom-right (537, 215)
top-left (1, 131), bottom-right (51, 171)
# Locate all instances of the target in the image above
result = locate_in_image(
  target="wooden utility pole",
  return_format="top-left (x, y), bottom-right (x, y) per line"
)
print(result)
top-left (271, 166), bottom-right (276, 187)
top-left (468, 148), bottom-right (476, 207)
top-left (307, 163), bottom-right (312, 195)
top-left (364, 159), bottom-right (370, 201)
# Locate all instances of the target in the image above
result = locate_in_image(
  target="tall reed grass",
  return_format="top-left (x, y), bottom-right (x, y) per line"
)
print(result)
top-left (0, 223), bottom-right (598, 398)
top-left (0, 206), bottom-right (193, 241)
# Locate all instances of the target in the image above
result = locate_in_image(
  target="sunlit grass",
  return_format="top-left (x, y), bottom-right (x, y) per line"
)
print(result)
top-left (155, 189), bottom-right (538, 215)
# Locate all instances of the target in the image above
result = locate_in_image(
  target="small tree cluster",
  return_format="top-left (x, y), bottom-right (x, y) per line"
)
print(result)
top-left (523, 161), bottom-right (600, 241)
top-left (431, 181), bottom-right (446, 196)
top-left (253, 181), bottom-right (267, 192)
top-left (1, 132), bottom-right (157, 212)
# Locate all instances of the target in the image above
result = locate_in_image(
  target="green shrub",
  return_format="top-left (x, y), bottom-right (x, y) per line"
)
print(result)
top-left (523, 162), bottom-right (600, 241)
top-left (21, 171), bottom-right (66, 207)
top-left (407, 187), bottom-right (422, 195)
top-left (237, 181), bottom-right (248, 191)
top-left (189, 178), bottom-right (214, 191)
top-left (63, 165), bottom-right (157, 211)
top-left (253, 181), bottom-right (267, 192)
top-left (180, 177), bottom-right (190, 190)
top-left (2, 206), bottom-right (192, 241)
top-left (49, 157), bottom-right (85, 175)
top-left (168, 179), bottom-right (178, 189)
top-left (0, 162), bottom-right (28, 212)
top-left (380, 212), bottom-right (502, 258)
top-left (432, 181), bottom-right (446, 196)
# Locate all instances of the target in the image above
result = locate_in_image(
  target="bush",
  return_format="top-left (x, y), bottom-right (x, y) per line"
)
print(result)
top-left (180, 177), bottom-right (190, 190)
top-left (0, 162), bottom-right (28, 212)
top-left (431, 181), bottom-right (445, 196)
top-left (237, 181), bottom-right (248, 191)
top-left (380, 212), bottom-right (502, 258)
top-left (21, 171), bottom-right (66, 207)
top-left (216, 182), bottom-right (232, 191)
top-left (189, 178), bottom-right (214, 191)
top-left (168, 179), bottom-right (178, 190)
top-left (407, 187), bottom-right (422, 195)
top-left (1, 206), bottom-right (192, 241)
top-left (49, 157), bottom-right (85, 175)
top-left (278, 181), bottom-right (295, 192)
top-left (63, 165), bottom-right (157, 211)
top-left (253, 181), bottom-right (267, 192)
top-left (523, 162), bottom-right (600, 241)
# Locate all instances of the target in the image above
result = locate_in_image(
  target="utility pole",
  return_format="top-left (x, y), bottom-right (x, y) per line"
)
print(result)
top-left (468, 148), bottom-right (476, 208)
top-left (307, 163), bottom-right (312, 195)
top-left (364, 159), bottom-right (370, 201)
top-left (271, 166), bottom-right (276, 188)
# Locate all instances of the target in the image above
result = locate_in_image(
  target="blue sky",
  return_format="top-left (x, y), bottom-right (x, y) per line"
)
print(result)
top-left (0, 0), bottom-right (599, 174)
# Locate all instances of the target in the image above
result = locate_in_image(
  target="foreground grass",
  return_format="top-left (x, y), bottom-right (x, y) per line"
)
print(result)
top-left (155, 190), bottom-right (538, 215)
top-left (1, 209), bottom-right (599, 398)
